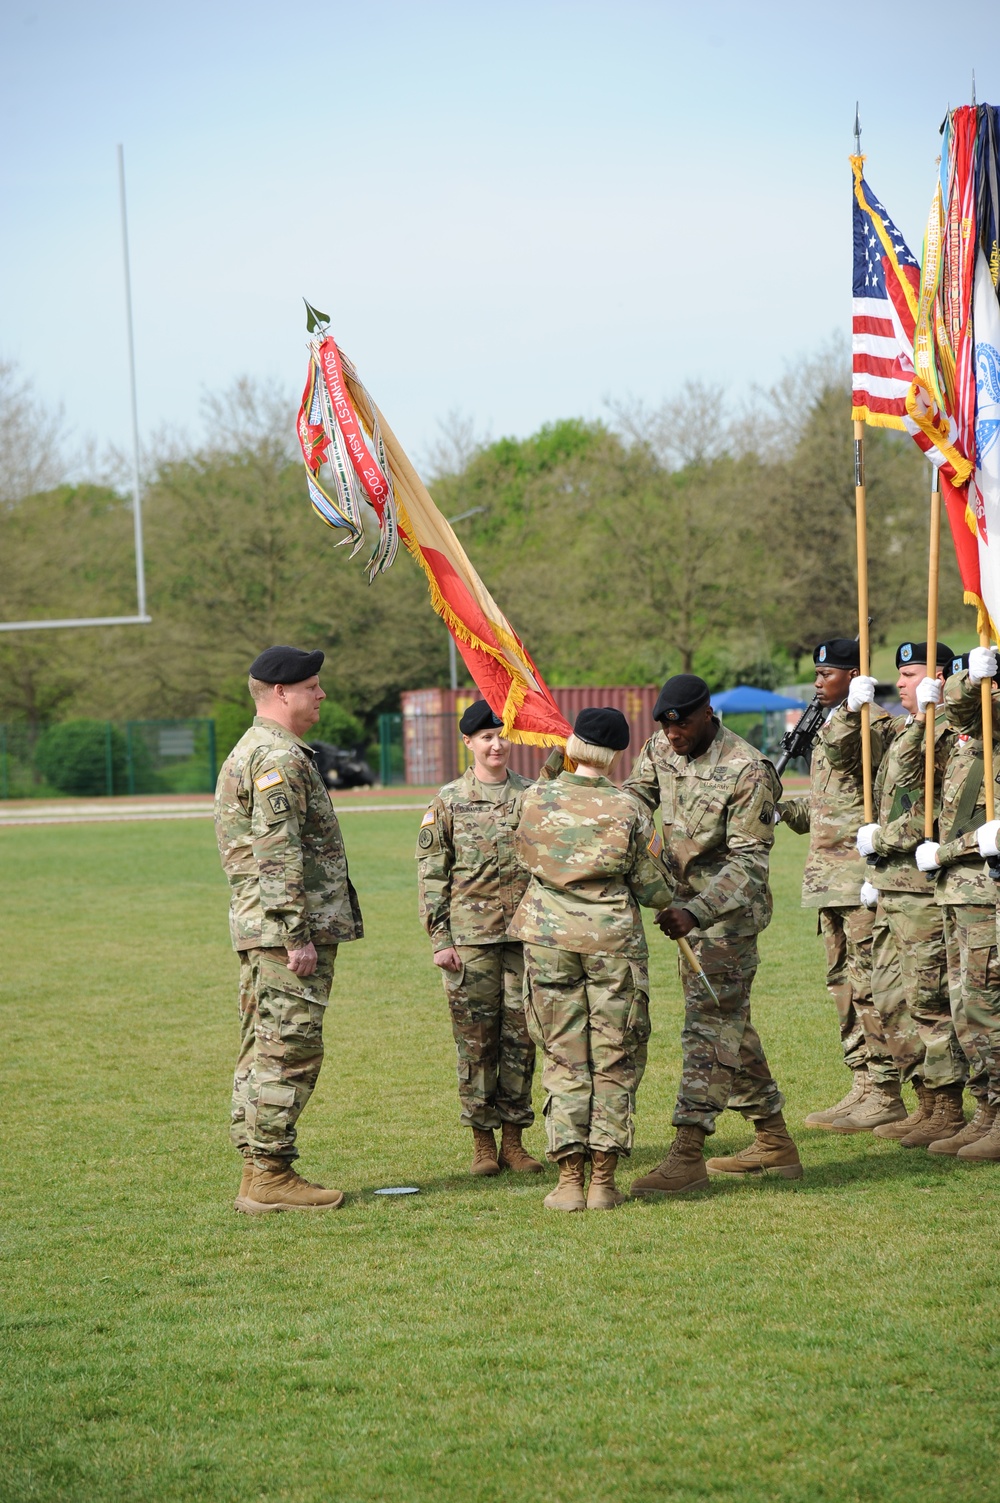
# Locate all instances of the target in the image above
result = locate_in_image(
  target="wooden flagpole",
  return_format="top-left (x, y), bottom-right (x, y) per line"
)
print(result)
top-left (853, 419), bottom-right (874, 821)
top-left (924, 467), bottom-right (941, 837)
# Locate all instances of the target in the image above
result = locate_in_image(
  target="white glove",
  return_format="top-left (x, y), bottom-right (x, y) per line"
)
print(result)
top-left (856, 823), bottom-right (880, 857)
top-left (772, 807), bottom-right (783, 825)
top-left (915, 677), bottom-right (943, 711)
top-left (969, 646), bottom-right (998, 684)
top-left (847, 675), bottom-right (877, 712)
top-left (977, 820), bottom-right (1000, 858)
top-left (859, 880), bottom-right (880, 909)
top-left (915, 840), bottom-right (941, 872)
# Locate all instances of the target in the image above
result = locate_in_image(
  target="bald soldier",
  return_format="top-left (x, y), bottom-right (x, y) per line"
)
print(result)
top-left (215, 646), bottom-right (364, 1214)
top-left (625, 674), bottom-right (802, 1194)
top-left (777, 638), bottom-right (900, 1129)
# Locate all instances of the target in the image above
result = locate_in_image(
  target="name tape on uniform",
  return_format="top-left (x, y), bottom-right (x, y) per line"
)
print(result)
top-left (255, 769), bottom-right (284, 792)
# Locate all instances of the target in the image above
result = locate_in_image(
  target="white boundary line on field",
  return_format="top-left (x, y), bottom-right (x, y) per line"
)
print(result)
top-left (0, 803), bottom-right (428, 829)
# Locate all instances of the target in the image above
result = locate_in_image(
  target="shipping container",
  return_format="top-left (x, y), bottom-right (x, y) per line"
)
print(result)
top-left (399, 687), bottom-right (662, 785)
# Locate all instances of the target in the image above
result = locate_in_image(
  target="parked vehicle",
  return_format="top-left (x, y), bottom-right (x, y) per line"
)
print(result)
top-left (309, 741), bottom-right (376, 790)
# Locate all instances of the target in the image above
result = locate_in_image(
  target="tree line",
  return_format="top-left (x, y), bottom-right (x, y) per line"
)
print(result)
top-left (0, 348), bottom-right (970, 748)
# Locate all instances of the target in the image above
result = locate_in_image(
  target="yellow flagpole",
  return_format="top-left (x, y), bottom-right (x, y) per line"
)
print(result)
top-left (924, 468), bottom-right (941, 837)
top-left (854, 419), bottom-right (874, 821)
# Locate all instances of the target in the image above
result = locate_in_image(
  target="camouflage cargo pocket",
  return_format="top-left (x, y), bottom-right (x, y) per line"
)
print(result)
top-left (967, 945), bottom-right (1000, 990)
top-left (246, 1081), bottom-right (296, 1137)
top-left (624, 961), bottom-right (652, 1051)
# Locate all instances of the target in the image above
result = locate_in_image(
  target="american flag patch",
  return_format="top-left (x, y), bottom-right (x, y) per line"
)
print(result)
top-left (255, 768), bottom-right (284, 792)
top-left (420, 807), bottom-right (436, 828)
top-left (647, 829), bottom-right (663, 859)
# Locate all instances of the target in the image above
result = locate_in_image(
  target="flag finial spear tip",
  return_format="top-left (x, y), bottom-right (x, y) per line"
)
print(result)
top-left (303, 298), bottom-right (330, 334)
top-left (853, 102), bottom-right (861, 156)
top-left (972, 70), bottom-right (976, 107)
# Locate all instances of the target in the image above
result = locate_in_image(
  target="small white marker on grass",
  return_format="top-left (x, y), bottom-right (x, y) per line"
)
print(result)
top-left (373, 1186), bottom-right (420, 1195)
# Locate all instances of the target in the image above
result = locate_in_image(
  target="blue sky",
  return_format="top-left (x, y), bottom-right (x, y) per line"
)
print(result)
top-left (1, 0), bottom-right (997, 465)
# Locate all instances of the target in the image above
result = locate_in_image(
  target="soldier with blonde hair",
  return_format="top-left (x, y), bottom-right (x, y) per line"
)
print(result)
top-left (416, 699), bottom-right (541, 1177)
top-left (510, 707), bottom-right (675, 1211)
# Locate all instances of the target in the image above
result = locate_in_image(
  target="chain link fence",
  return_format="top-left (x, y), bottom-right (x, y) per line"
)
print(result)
top-left (0, 719), bottom-right (217, 798)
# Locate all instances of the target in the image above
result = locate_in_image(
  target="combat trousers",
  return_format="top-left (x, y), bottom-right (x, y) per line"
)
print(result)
top-left (442, 942), bottom-right (535, 1130)
top-left (673, 932), bottom-right (783, 1135)
top-left (523, 944), bottom-right (650, 1160)
top-left (870, 891), bottom-right (967, 1088)
top-left (818, 905), bottom-right (897, 1082)
top-left (231, 945), bottom-right (337, 1163)
top-left (943, 904), bottom-right (1000, 1105)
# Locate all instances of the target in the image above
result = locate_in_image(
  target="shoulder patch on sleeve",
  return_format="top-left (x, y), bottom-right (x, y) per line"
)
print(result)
top-left (420, 807), bottom-right (436, 827)
top-left (647, 829), bottom-right (663, 859)
top-left (255, 768), bottom-right (284, 792)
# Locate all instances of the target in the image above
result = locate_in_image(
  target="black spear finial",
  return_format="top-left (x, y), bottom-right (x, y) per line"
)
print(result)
top-left (972, 70), bottom-right (976, 107)
top-left (854, 102), bottom-right (861, 156)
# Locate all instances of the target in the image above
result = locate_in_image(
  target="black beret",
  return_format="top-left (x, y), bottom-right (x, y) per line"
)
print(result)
top-left (459, 699), bottom-right (503, 736)
top-left (573, 707), bottom-right (630, 751)
top-left (949, 652), bottom-right (969, 676)
top-left (249, 645), bottom-right (325, 684)
top-left (895, 641), bottom-right (955, 670)
top-left (653, 674), bottom-right (711, 724)
top-left (813, 638), bottom-right (860, 669)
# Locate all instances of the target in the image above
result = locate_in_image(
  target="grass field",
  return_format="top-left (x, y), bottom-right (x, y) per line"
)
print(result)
top-left (2, 810), bottom-right (999, 1503)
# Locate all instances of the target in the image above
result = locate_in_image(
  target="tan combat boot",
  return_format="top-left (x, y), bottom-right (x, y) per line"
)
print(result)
top-left (630, 1126), bottom-right (709, 1196)
top-left (234, 1150), bottom-right (253, 1211)
top-left (498, 1122), bottom-right (543, 1173)
top-left (587, 1150), bottom-right (626, 1210)
top-left (873, 1080), bottom-right (935, 1140)
top-left (928, 1100), bottom-right (996, 1156)
top-left (543, 1152), bottom-right (587, 1211)
top-left (956, 1108), bottom-right (1000, 1161)
top-left (705, 1112), bottom-right (804, 1179)
top-left (241, 1157), bottom-right (345, 1214)
top-left (830, 1079), bottom-right (907, 1134)
top-left (470, 1127), bottom-right (501, 1176)
top-left (899, 1083), bottom-right (966, 1148)
top-left (804, 1071), bottom-right (871, 1130)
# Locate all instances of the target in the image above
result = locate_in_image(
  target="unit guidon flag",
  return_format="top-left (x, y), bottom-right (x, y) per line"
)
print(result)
top-left (296, 316), bottom-right (571, 747)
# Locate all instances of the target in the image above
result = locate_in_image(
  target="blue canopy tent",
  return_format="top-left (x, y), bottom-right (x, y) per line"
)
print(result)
top-left (710, 685), bottom-right (809, 715)
top-left (710, 684), bottom-right (809, 758)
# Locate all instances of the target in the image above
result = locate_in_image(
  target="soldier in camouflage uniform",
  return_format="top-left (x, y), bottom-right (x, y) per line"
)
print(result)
top-left (416, 699), bottom-right (542, 1177)
top-left (510, 707), bottom-right (675, 1211)
top-left (777, 638), bottom-right (899, 1129)
top-left (625, 675), bottom-right (802, 1196)
top-left (850, 643), bottom-right (969, 1145)
top-left (214, 646), bottom-right (363, 1214)
top-left (914, 652), bottom-right (1000, 1158)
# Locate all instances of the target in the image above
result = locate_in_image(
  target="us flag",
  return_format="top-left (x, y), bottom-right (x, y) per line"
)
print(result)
top-left (851, 164), bottom-right (923, 431)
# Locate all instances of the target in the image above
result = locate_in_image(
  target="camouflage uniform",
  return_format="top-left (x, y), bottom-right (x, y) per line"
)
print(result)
top-left (623, 721), bottom-right (784, 1134)
top-left (509, 772), bottom-right (675, 1160)
top-left (778, 702), bottom-right (897, 1083)
top-left (416, 767), bottom-right (535, 1130)
top-left (863, 713), bottom-right (967, 1088)
top-left (215, 716), bottom-right (363, 1162)
top-left (929, 672), bottom-right (1000, 1105)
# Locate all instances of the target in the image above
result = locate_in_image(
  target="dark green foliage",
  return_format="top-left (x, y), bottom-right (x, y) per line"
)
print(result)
top-left (0, 371), bottom-right (975, 728)
top-left (34, 719), bottom-right (126, 796)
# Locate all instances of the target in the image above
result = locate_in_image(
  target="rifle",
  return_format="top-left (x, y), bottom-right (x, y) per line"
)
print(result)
top-left (773, 695), bottom-right (826, 777)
